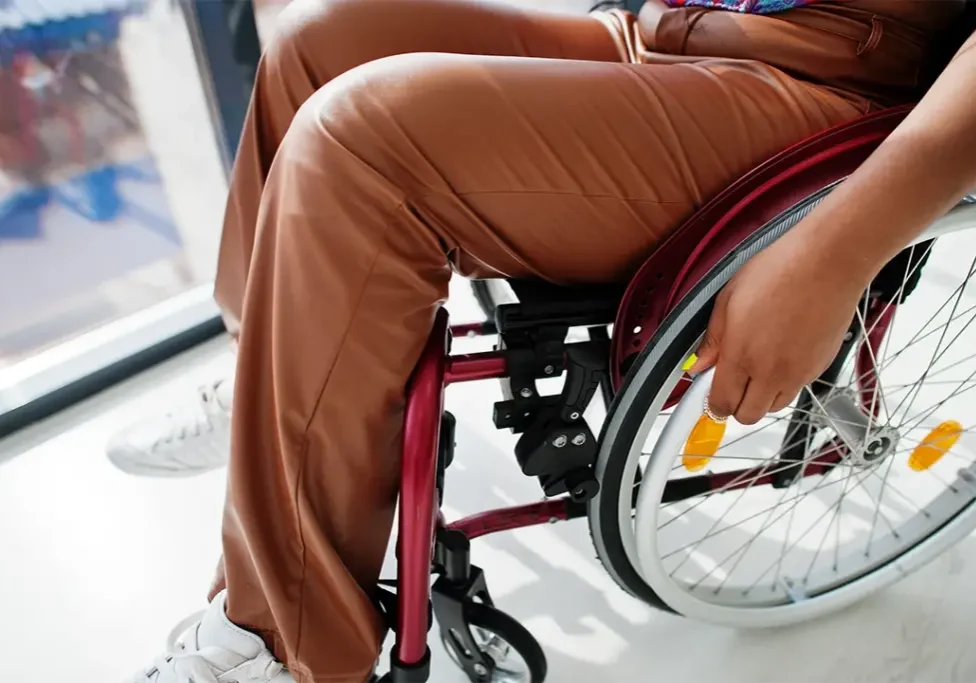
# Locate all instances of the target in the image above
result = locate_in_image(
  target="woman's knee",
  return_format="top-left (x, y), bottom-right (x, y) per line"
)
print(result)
top-left (263, 0), bottom-right (397, 84)
top-left (301, 53), bottom-right (484, 189)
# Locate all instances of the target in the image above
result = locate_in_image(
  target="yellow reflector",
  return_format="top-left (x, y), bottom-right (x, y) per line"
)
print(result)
top-left (909, 420), bottom-right (963, 472)
top-left (682, 413), bottom-right (727, 472)
top-left (682, 354), bottom-right (698, 372)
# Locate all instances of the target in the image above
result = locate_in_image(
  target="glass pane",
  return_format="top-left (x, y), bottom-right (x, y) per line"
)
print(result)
top-left (0, 0), bottom-right (227, 416)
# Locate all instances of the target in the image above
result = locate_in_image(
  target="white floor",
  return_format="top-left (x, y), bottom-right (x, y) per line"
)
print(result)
top-left (4, 281), bottom-right (976, 683)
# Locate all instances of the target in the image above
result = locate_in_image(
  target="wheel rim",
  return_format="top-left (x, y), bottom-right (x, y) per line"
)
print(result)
top-left (629, 230), bottom-right (976, 624)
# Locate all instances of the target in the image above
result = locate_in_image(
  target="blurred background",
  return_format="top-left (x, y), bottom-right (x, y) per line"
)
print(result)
top-left (0, 0), bottom-right (599, 440)
top-left (0, 0), bottom-right (252, 434)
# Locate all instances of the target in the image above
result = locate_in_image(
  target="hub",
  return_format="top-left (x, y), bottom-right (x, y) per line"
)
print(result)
top-left (818, 392), bottom-right (900, 466)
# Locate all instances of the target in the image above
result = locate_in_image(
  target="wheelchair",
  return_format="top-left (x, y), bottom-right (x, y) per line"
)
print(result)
top-left (370, 105), bottom-right (976, 683)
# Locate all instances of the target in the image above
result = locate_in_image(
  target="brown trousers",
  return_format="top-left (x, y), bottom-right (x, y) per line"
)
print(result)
top-left (207, 0), bottom-right (958, 680)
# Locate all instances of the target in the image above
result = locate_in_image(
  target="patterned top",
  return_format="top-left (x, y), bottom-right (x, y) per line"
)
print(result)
top-left (663, 0), bottom-right (840, 13)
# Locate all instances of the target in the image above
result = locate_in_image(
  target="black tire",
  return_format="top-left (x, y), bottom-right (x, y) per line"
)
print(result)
top-left (440, 601), bottom-right (548, 683)
top-left (587, 187), bottom-right (836, 610)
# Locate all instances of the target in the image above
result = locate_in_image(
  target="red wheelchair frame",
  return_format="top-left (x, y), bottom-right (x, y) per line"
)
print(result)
top-left (377, 106), bottom-right (913, 683)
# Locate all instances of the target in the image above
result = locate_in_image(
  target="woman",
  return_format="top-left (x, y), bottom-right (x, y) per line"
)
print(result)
top-left (129, 1), bottom-right (975, 682)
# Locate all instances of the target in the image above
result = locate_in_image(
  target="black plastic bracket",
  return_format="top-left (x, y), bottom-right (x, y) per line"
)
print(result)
top-left (436, 411), bottom-right (457, 504)
top-left (508, 340), bottom-right (608, 501)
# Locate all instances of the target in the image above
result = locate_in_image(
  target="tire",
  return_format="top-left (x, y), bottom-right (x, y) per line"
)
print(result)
top-left (588, 189), bottom-right (976, 626)
top-left (440, 601), bottom-right (548, 683)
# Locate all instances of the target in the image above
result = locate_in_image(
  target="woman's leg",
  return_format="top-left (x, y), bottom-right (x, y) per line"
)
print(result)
top-left (213, 0), bottom-right (624, 333)
top-left (221, 46), bottom-right (862, 681)
top-left (106, 0), bottom-right (620, 478)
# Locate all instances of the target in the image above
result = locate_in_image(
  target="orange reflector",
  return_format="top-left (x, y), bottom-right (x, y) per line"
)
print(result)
top-left (909, 420), bottom-right (963, 472)
top-left (682, 413), bottom-right (727, 472)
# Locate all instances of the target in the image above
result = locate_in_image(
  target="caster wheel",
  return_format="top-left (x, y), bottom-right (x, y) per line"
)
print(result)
top-left (440, 602), bottom-right (547, 683)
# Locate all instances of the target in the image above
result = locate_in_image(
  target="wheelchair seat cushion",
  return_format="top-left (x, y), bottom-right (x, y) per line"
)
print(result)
top-left (506, 279), bottom-right (626, 308)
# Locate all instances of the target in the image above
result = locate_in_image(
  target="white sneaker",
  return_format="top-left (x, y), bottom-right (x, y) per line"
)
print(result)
top-left (107, 376), bottom-right (234, 477)
top-left (131, 591), bottom-right (295, 683)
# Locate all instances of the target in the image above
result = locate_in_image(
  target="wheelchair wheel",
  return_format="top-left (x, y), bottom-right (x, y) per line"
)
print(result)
top-left (471, 280), bottom-right (517, 321)
top-left (589, 190), bottom-right (976, 627)
top-left (440, 602), bottom-right (547, 683)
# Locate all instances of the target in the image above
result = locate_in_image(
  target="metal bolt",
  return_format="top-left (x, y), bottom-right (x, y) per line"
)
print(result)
top-left (473, 663), bottom-right (488, 677)
top-left (519, 387), bottom-right (533, 398)
top-left (569, 411), bottom-right (580, 420)
top-left (844, 330), bottom-right (855, 342)
top-left (553, 435), bottom-right (568, 448)
top-left (572, 433), bottom-right (587, 446)
top-left (544, 365), bottom-right (555, 375)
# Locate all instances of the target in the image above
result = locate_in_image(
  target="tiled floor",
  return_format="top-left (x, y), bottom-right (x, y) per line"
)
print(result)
top-left (5, 279), bottom-right (976, 683)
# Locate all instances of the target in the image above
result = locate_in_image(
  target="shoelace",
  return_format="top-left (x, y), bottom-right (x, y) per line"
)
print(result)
top-left (153, 382), bottom-right (229, 449)
top-left (134, 637), bottom-right (284, 683)
top-left (136, 652), bottom-right (221, 683)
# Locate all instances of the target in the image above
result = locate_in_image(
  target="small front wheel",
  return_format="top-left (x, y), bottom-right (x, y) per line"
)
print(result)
top-left (440, 602), bottom-right (547, 683)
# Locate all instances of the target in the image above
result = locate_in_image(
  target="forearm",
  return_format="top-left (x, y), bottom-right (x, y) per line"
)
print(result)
top-left (791, 30), bottom-right (976, 289)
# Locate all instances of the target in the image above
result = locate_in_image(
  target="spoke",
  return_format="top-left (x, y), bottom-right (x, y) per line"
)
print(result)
top-left (704, 481), bottom-right (804, 595)
top-left (895, 364), bottom-right (976, 436)
top-left (657, 448), bottom-right (829, 525)
top-left (880, 258), bottom-right (976, 421)
top-left (854, 301), bottom-right (890, 419)
top-left (921, 465), bottom-right (964, 496)
top-left (876, 264), bottom-right (976, 376)
top-left (667, 454), bottom-right (793, 576)
top-left (785, 405), bottom-right (879, 431)
top-left (657, 424), bottom-right (835, 517)
top-left (665, 453), bottom-right (813, 470)
top-left (863, 466), bottom-right (930, 518)
top-left (890, 302), bottom-right (976, 425)
top-left (882, 377), bottom-right (976, 392)
top-left (860, 458), bottom-right (902, 560)
top-left (843, 298), bottom-right (976, 402)
top-left (714, 413), bottom-right (795, 452)
top-left (803, 458), bottom-right (857, 582)
top-left (665, 464), bottom-right (848, 568)
top-left (744, 465), bottom-right (882, 593)
top-left (687, 475), bottom-right (831, 590)
top-left (772, 486), bottom-right (801, 591)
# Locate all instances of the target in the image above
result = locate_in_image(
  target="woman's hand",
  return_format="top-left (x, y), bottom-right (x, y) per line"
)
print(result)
top-left (689, 231), bottom-right (868, 424)
top-left (688, 28), bottom-right (976, 425)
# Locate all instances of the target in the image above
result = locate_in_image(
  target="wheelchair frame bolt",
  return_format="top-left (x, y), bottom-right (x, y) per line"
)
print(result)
top-left (572, 433), bottom-right (587, 446)
top-left (553, 435), bottom-right (568, 448)
top-left (520, 387), bottom-right (533, 398)
top-left (544, 365), bottom-right (555, 375)
top-left (473, 663), bottom-right (488, 678)
top-left (570, 411), bottom-right (581, 420)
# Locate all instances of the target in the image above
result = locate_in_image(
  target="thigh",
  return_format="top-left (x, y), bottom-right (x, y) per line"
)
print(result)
top-left (301, 52), bottom-right (865, 282)
top-left (272, 0), bottom-right (624, 81)
top-left (214, 0), bottom-right (622, 332)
